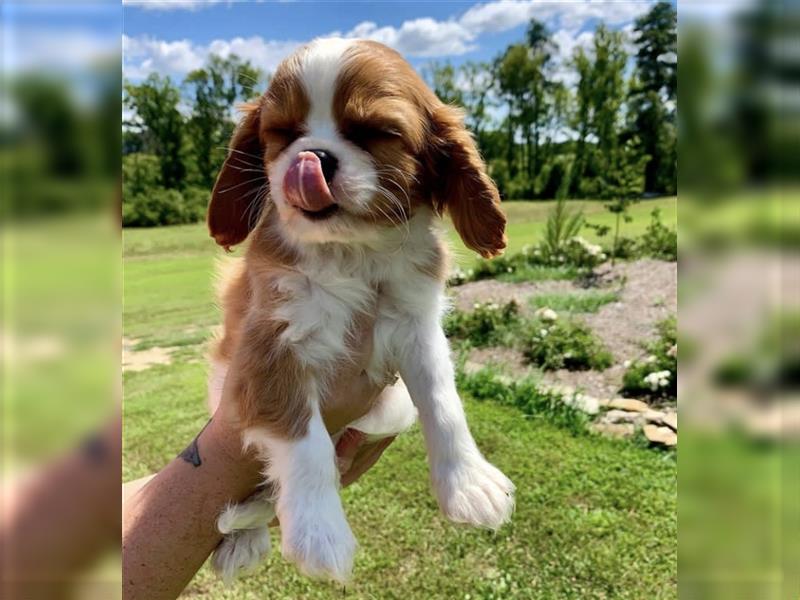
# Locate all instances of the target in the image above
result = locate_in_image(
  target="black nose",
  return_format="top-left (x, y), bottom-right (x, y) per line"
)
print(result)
top-left (308, 149), bottom-right (338, 184)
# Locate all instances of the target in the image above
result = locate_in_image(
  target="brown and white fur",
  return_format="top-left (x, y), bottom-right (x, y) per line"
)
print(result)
top-left (206, 38), bottom-right (514, 583)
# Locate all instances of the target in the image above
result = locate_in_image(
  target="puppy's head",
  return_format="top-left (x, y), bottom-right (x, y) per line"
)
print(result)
top-left (208, 38), bottom-right (505, 258)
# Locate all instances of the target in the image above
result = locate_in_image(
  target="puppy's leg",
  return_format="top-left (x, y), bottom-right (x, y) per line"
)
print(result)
top-left (244, 405), bottom-right (356, 583)
top-left (399, 321), bottom-right (515, 529)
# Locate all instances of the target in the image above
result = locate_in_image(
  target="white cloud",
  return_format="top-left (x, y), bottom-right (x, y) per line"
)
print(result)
top-left (123, 33), bottom-right (301, 81)
top-left (341, 18), bottom-right (477, 57)
top-left (123, 0), bottom-right (658, 81)
top-left (123, 0), bottom-right (223, 11)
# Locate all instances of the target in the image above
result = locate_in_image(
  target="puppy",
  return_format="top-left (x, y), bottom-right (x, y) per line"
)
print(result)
top-left (207, 38), bottom-right (514, 583)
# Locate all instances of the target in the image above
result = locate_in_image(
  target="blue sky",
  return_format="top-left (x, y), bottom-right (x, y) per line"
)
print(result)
top-left (122, 1), bottom-right (674, 84)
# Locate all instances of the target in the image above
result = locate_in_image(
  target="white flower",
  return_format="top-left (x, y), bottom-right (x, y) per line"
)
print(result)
top-left (659, 378), bottom-right (669, 387)
top-left (646, 355), bottom-right (658, 364)
top-left (623, 360), bottom-right (632, 368)
top-left (540, 329), bottom-right (549, 337)
top-left (473, 302), bottom-right (481, 309)
top-left (667, 344), bottom-right (677, 358)
top-left (599, 253), bottom-right (607, 261)
top-left (535, 307), bottom-right (558, 322)
top-left (507, 267), bottom-right (513, 273)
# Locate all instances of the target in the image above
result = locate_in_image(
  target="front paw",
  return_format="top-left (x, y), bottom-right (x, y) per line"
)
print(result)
top-left (279, 493), bottom-right (357, 583)
top-left (433, 454), bottom-right (515, 530)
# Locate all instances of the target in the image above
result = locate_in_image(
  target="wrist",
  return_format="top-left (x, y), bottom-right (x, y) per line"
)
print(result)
top-left (202, 417), bottom-right (263, 493)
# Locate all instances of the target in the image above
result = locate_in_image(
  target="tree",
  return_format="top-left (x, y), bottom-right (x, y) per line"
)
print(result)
top-left (184, 55), bottom-right (262, 188)
top-left (459, 62), bottom-right (494, 148)
top-left (523, 19), bottom-right (557, 183)
top-left (124, 74), bottom-right (186, 189)
top-left (428, 62), bottom-right (464, 107)
top-left (630, 1), bottom-right (677, 193)
top-left (569, 26), bottom-right (628, 198)
top-left (495, 44), bottom-right (537, 179)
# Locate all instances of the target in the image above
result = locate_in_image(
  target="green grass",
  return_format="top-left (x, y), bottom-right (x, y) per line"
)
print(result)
top-left (125, 360), bottom-right (676, 599)
top-left (529, 290), bottom-right (621, 314)
top-left (123, 198), bottom-right (677, 598)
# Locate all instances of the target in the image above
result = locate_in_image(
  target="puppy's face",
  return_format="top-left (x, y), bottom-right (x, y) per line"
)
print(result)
top-left (208, 38), bottom-right (506, 258)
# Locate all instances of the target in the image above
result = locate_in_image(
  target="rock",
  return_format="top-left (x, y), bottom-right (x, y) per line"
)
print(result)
top-left (564, 393), bottom-right (600, 415)
top-left (603, 409), bottom-right (643, 424)
top-left (591, 422), bottom-right (635, 438)
top-left (643, 410), bottom-right (667, 424)
top-left (606, 398), bottom-right (650, 413)
top-left (661, 412), bottom-right (678, 431)
top-left (643, 424), bottom-right (677, 446)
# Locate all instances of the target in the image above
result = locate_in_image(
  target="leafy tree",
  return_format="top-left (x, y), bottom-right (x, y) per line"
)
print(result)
top-left (124, 74), bottom-right (186, 189)
top-left (459, 62), bottom-right (494, 148)
top-left (495, 44), bottom-right (537, 179)
top-left (428, 62), bottom-right (464, 107)
top-left (184, 55), bottom-right (262, 188)
top-left (523, 19), bottom-right (558, 183)
top-left (569, 26), bottom-right (628, 198)
top-left (630, 1), bottom-right (677, 193)
top-left (12, 75), bottom-right (85, 176)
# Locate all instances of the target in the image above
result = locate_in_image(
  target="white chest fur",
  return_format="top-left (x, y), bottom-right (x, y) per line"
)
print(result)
top-left (272, 211), bottom-right (447, 384)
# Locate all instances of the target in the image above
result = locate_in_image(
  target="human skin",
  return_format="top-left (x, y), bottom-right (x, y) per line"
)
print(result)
top-left (122, 315), bottom-right (392, 600)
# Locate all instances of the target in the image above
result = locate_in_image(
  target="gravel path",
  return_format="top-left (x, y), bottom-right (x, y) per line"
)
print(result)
top-left (454, 259), bottom-right (677, 400)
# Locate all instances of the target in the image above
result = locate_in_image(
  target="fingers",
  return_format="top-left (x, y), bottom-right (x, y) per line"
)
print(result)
top-left (340, 435), bottom-right (396, 488)
top-left (335, 428), bottom-right (366, 474)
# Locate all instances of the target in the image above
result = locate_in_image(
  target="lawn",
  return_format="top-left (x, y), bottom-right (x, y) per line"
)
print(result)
top-left (123, 197), bottom-right (677, 598)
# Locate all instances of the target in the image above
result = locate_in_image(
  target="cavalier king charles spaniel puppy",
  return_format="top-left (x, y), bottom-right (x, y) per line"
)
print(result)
top-left (206, 37), bottom-right (514, 583)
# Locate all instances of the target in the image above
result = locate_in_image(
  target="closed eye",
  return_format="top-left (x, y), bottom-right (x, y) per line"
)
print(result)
top-left (343, 123), bottom-right (402, 147)
top-left (265, 125), bottom-right (304, 143)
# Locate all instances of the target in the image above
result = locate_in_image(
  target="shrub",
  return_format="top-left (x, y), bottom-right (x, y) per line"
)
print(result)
top-left (520, 313), bottom-right (613, 371)
top-left (637, 208), bottom-right (677, 261)
top-left (456, 366), bottom-right (589, 435)
top-left (182, 186), bottom-right (210, 223)
top-left (122, 187), bottom-right (205, 227)
top-left (620, 317), bottom-right (677, 400)
top-left (542, 196), bottom-right (583, 258)
top-left (443, 301), bottom-right (520, 346)
top-left (606, 235), bottom-right (638, 260)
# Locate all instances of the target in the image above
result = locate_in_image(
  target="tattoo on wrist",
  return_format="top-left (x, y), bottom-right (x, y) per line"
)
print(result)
top-left (178, 419), bottom-right (212, 467)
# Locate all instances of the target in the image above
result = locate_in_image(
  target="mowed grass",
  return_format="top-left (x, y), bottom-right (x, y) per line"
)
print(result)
top-left (125, 361), bottom-right (676, 599)
top-left (529, 290), bottom-right (621, 314)
top-left (123, 197), bottom-right (674, 349)
top-left (123, 197), bottom-right (677, 598)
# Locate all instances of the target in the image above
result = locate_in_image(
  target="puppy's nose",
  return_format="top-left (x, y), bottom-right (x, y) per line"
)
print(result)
top-left (307, 149), bottom-right (338, 184)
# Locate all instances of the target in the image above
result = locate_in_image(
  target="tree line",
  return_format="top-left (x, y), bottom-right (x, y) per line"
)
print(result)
top-left (122, 2), bottom-right (675, 226)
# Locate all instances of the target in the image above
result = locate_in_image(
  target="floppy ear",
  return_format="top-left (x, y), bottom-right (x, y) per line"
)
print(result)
top-left (207, 103), bottom-right (265, 250)
top-left (427, 104), bottom-right (506, 259)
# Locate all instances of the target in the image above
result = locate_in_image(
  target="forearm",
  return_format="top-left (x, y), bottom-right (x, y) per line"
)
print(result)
top-left (122, 418), bottom-right (261, 600)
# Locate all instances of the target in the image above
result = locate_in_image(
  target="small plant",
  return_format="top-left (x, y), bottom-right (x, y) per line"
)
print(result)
top-left (530, 290), bottom-right (619, 313)
top-left (542, 196), bottom-right (584, 259)
top-left (520, 313), bottom-right (613, 371)
top-left (621, 317), bottom-right (677, 400)
top-left (637, 208), bottom-right (677, 261)
top-left (443, 301), bottom-right (520, 346)
top-left (456, 365), bottom-right (589, 435)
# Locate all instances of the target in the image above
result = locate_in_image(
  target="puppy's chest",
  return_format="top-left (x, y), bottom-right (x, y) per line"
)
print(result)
top-left (274, 252), bottom-right (441, 368)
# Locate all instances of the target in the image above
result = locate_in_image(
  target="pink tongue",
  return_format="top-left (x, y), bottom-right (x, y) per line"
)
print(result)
top-left (283, 151), bottom-right (335, 212)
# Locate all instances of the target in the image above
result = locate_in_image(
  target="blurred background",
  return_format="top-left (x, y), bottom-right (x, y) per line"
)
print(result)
top-left (678, 1), bottom-right (799, 598)
top-left (1, 1), bottom-right (122, 599)
top-left (1, 0), bottom-right (798, 598)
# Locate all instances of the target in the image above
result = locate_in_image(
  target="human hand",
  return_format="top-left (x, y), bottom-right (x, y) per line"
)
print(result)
top-left (207, 307), bottom-right (390, 484)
